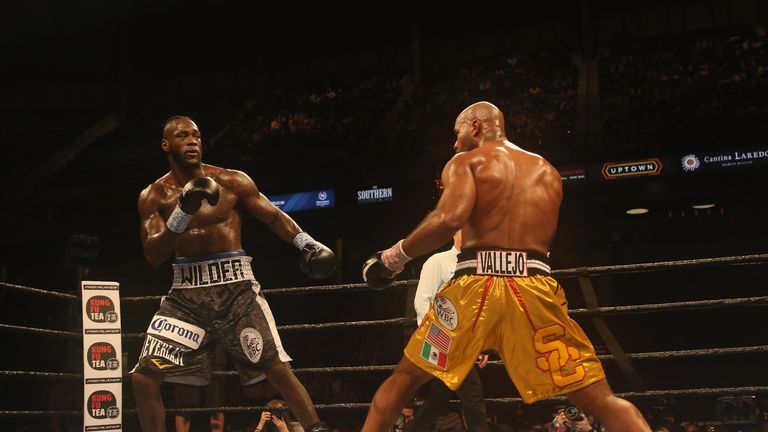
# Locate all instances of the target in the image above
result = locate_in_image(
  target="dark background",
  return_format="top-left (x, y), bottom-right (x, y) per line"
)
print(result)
top-left (1, 0), bottom-right (767, 431)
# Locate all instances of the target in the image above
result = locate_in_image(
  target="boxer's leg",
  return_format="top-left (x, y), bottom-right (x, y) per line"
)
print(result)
top-left (362, 356), bottom-right (433, 432)
top-left (133, 372), bottom-right (167, 432)
top-left (567, 379), bottom-right (650, 432)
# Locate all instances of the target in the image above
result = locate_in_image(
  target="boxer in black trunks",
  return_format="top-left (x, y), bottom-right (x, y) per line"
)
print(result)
top-left (131, 116), bottom-right (335, 432)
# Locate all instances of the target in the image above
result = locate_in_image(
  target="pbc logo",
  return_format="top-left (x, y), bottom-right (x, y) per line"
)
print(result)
top-left (87, 296), bottom-right (118, 323)
top-left (87, 342), bottom-right (119, 371)
top-left (87, 390), bottom-right (120, 419)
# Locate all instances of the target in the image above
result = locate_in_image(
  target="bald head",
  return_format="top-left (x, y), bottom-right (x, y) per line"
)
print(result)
top-left (456, 101), bottom-right (506, 137)
top-left (452, 101), bottom-right (507, 152)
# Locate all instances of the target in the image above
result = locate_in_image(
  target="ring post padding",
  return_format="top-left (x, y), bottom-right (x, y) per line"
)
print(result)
top-left (81, 281), bottom-right (124, 431)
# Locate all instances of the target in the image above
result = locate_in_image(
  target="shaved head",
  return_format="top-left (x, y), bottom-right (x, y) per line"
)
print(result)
top-left (456, 101), bottom-right (505, 136)
top-left (452, 101), bottom-right (507, 152)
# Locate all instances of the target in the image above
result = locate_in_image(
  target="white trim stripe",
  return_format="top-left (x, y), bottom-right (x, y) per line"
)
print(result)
top-left (255, 294), bottom-right (292, 363)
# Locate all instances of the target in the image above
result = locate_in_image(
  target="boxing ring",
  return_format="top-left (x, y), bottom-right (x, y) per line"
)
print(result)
top-left (2, 253), bottom-right (767, 429)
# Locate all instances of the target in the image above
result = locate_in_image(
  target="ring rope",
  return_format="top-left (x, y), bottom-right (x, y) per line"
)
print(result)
top-left (568, 296), bottom-right (768, 316)
top-left (4, 344), bottom-right (765, 380)
top-left (481, 386), bottom-right (768, 404)
top-left (262, 280), bottom-right (415, 295)
top-left (0, 323), bottom-right (80, 338)
top-left (3, 254), bottom-right (767, 300)
top-left (120, 317), bottom-right (418, 340)
top-left (0, 410), bottom-right (82, 418)
top-left (3, 386), bottom-right (767, 418)
top-left (0, 371), bottom-right (81, 379)
top-left (5, 295), bottom-right (766, 341)
top-left (277, 317), bottom-right (410, 331)
top-left (552, 253), bottom-right (768, 277)
top-left (1, 254), bottom-right (766, 420)
top-left (0, 282), bottom-right (78, 301)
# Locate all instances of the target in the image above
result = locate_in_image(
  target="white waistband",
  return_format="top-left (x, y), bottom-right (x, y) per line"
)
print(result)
top-left (171, 255), bottom-right (255, 289)
top-left (455, 250), bottom-right (551, 277)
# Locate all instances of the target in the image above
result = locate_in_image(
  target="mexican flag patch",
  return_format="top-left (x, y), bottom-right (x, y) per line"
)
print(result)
top-left (421, 341), bottom-right (448, 370)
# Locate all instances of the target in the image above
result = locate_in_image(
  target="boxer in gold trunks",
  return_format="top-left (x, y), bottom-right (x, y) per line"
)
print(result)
top-left (362, 102), bottom-right (651, 432)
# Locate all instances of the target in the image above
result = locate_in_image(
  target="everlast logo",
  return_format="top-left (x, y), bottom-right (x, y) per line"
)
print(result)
top-left (140, 335), bottom-right (186, 366)
top-left (179, 258), bottom-right (246, 287)
top-left (147, 316), bottom-right (205, 349)
top-left (476, 251), bottom-right (528, 277)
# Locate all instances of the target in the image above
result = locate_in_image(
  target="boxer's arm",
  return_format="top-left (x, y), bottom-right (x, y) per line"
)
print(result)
top-left (402, 153), bottom-right (475, 259)
top-left (234, 171), bottom-right (301, 242)
top-left (236, 171), bottom-right (336, 278)
top-left (138, 185), bottom-right (179, 268)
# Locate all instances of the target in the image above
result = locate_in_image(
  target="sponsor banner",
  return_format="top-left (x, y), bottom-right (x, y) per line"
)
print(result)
top-left (557, 166), bottom-right (586, 183)
top-left (680, 148), bottom-right (768, 173)
top-left (83, 385), bottom-right (122, 431)
top-left (84, 338), bottom-right (121, 375)
top-left (268, 190), bottom-right (334, 212)
top-left (146, 316), bottom-right (205, 349)
top-left (356, 185), bottom-right (394, 204)
top-left (138, 335), bottom-right (191, 370)
top-left (601, 158), bottom-right (663, 180)
top-left (82, 281), bottom-right (122, 432)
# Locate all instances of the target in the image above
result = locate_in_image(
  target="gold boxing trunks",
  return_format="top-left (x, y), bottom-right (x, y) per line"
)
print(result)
top-left (403, 248), bottom-right (606, 403)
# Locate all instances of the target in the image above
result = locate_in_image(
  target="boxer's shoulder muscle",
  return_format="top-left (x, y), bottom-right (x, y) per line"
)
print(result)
top-left (139, 173), bottom-right (180, 215)
top-left (204, 165), bottom-right (252, 191)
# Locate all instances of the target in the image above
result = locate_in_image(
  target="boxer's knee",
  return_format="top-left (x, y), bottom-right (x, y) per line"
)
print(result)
top-left (264, 361), bottom-right (301, 389)
top-left (392, 357), bottom-right (433, 393)
top-left (132, 371), bottom-right (163, 397)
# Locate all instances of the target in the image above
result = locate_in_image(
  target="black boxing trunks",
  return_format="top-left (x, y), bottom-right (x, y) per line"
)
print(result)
top-left (131, 251), bottom-right (291, 386)
top-left (404, 248), bottom-right (605, 403)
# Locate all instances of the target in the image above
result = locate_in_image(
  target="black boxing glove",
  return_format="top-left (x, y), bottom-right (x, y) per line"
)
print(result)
top-left (363, 240), bottom-right (412, 290)
top-left (293, 232), bottom-right (337, 279)
top-left (362, 252), bottom-right (398, 290)
top-left (179, 176), bottom-right (220, 214)
top-left (166, 177), bottom-right (220, 233)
